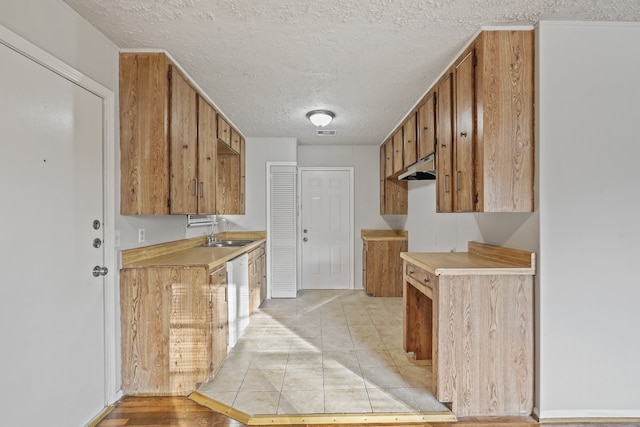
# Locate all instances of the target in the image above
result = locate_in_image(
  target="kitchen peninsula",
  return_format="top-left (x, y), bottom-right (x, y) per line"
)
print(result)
top-left (401, 242), bottom-right (535, 417)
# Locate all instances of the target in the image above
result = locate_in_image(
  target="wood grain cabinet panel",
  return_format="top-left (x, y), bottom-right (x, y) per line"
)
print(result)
top-left (197, 97), bottom-right (218, 214)
top-left (436, 72), bottom-right (454, 213)
top-left (392, 129), bottom-right (404, 174)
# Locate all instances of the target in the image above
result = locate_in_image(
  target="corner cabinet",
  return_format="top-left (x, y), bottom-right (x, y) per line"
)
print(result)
top-left (120, 52), bottom-right (245, 215)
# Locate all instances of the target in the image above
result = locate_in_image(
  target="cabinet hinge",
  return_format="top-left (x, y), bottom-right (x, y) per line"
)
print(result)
top-left (167, 198), bottom-right (171, 208)
top-left (474, 193), bottom-right (479, 204)
top-left (433, 92), bottom-right (437, 106)
top-left (472, 54), bottom-right (478, 67)
top-left (167, 68), bottom-right (172, 80)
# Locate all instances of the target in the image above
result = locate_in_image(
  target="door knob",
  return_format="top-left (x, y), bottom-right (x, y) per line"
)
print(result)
top-left (92, 266), bottom-right (108, 277)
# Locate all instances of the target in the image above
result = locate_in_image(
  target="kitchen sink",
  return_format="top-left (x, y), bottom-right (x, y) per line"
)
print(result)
top-left (201, 239), bottom-right (255, 248)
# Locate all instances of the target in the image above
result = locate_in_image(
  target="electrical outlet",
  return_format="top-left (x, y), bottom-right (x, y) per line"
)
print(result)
top-left (138, 228), bottom-right (145, 243)
top-left (114, 229), bottom-right (121, 248)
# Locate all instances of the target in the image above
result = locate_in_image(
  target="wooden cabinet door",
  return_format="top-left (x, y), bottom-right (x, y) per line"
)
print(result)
top-left (169, 66), bottom-right (198, 214)
top-left (119, 53), bottom-right (171, 215)
top-left (211, 266), bottom-right (228, 377)
top-left (454, 49), bottom-right (476, 212)
top-left (217, 115), bottom-right (231, 146)
top-left (230, 128), bottom-right (241, 153)
top-left (379, 146), bottom-right (386, 214)
top-left (392, 129), bottom-right (403, 174)
top-left (418, 92), bottom-right (436, 159)
top-left (436, 73), bottom-right (454, 213)
top-left (403, 112), bottom-right (417, 166)
top-left (197, 96), bottom-right (217, 214)
top-left (239, 136), bottom-right (245, 214)
top-left (384, 139), bottom-right (394, 178)
top-left (258, 249), bottom-right (266, 306)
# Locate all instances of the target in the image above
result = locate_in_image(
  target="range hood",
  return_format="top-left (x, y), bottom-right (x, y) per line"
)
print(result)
top-left (398, 153), bottom-right (436, 180)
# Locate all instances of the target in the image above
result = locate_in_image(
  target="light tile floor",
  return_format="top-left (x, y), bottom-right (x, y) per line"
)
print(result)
top-left (197, 289), bottom-right (449, 415)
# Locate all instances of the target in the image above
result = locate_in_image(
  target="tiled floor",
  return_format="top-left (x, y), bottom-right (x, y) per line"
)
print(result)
top-left (197, 289), bottom-right (449, 415)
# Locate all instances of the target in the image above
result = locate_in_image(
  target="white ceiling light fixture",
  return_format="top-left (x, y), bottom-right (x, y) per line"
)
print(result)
top-left (306, 110), bottom-right (335, 127)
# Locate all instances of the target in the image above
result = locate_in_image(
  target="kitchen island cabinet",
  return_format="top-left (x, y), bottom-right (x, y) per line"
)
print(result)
top-left (361, 229), bottom-right (408, 297)
top-left (401, 242), bottom-right (535, 417)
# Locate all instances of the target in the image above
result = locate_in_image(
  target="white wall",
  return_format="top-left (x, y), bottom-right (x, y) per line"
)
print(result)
top-left (404, 181), bottom-right (482, 252)
top-left (297, 145), bottom-right (390, 289)
top-left (536, 21), bottom-right (640, 419)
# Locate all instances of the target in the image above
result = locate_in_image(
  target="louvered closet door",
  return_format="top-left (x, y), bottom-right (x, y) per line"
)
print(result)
top-left (268, 164), bottom-right (297, 298)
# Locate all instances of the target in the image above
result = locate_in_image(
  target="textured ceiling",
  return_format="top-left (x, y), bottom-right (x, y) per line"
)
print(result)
top-left (63, 0), bottom-right (640, 146)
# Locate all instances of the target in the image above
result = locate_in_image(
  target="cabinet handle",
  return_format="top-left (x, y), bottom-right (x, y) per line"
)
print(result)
top-left (441, 143), bottom-right (446, 148)
top-left (456, 171), bottom-right (461, 191)
top-left (424, 126), bottom-right (429, 131)
top-left (408, 270), bottom-right (414, 276)
top-left (200, 182), bottom-right (204, 198)
top-left (460, 131), bottom-right (467, 137)
top-left (445, 175), bottom-right (450, 193)
top-left (192, 179), bottom-right (197, 196)
top-left (423, 277), bottom-right (430, 284)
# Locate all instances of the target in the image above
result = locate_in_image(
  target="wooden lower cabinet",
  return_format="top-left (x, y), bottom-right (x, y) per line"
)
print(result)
top-left (120, 265), bottom-right (228, 396)
top-left (401, 243), bottom-right (535, 417)
top-left (361, 230), bottom-right (408, 297)
top-left (248, 243), bottom-right (266, 314)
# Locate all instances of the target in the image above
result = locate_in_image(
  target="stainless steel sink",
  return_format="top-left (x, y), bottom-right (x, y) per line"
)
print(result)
top-left (201, 239), bottom-right (255, 248)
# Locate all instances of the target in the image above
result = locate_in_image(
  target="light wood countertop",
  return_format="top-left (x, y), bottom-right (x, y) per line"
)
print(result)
top-left (121, 231), bottom-right (266, 271)
top-left (400, 241), bottom-right (535, 276)
top-left (361, 229), bottom-right (408, 241)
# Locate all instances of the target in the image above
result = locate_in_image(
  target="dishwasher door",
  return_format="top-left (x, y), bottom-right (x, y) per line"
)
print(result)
top-left (226, 253), bottom-right (249, 350)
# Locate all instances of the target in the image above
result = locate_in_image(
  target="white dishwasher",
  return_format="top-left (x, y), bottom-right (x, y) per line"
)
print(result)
top-left (226, 253), bottom-right (249, 350)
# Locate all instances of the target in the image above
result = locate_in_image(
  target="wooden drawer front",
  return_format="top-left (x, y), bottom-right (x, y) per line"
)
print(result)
top-left (406, 262), bottom-right (436, 290)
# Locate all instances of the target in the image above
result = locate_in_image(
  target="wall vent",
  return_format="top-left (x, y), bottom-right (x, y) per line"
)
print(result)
top-left (316, 129), bottom-right (337, 136)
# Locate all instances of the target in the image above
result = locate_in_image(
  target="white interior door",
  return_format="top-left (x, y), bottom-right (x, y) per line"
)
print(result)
top-left (300, 168), bottom-right (353, 289)
top-left (0, 41), bottom-right (107, 425)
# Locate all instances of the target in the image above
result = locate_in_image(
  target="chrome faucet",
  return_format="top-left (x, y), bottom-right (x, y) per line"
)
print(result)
top-left (207, 217), bottom-right (219, 244)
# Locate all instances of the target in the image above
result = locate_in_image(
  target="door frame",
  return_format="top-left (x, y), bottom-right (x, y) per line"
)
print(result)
top-left (0, 24), bottom-right (118, 405)
top-left (298, 167), bottom-right (355, 290)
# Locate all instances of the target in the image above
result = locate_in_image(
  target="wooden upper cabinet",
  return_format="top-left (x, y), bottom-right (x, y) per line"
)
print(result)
top-left (392, 129), bottom-right (403, 174)
top-left (217, 115), bottom-right (231, 146)
top-left (119, 52), bottom-right (246, 216)
top-left (417, 91), bottom-right (436, 160)
top-left (474, 31), bottom-right (534, 212)
top-left (169, 67), bottom-right (199, 215)
top-left (434, 30), bottom-right (534, 213)
top-left (120, 53), bottom-right (171, 215)
top-left (403, 112), bottom-right (417, 167)
top-left (436, 72), bottom-right (454, 213)
top-left (453, 49), bottom-right (475, 212)
top-left (197, 97), bottom-right (217, 214)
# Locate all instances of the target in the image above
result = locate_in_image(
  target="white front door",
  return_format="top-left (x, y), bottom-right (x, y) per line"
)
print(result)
top-left (300, 168), bottom-right (353, 289)
top-left (0, 42), bottom-right (107, 425)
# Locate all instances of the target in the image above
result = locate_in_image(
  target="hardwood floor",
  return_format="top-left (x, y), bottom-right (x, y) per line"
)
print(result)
top-left (97, 396), bottom-right (541, 427)
top-left (97, 396), bottom-right (640, 426)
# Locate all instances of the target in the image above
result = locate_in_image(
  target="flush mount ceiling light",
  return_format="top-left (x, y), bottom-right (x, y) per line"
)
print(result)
top-left (306, 110), bottom-right (335, 127)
